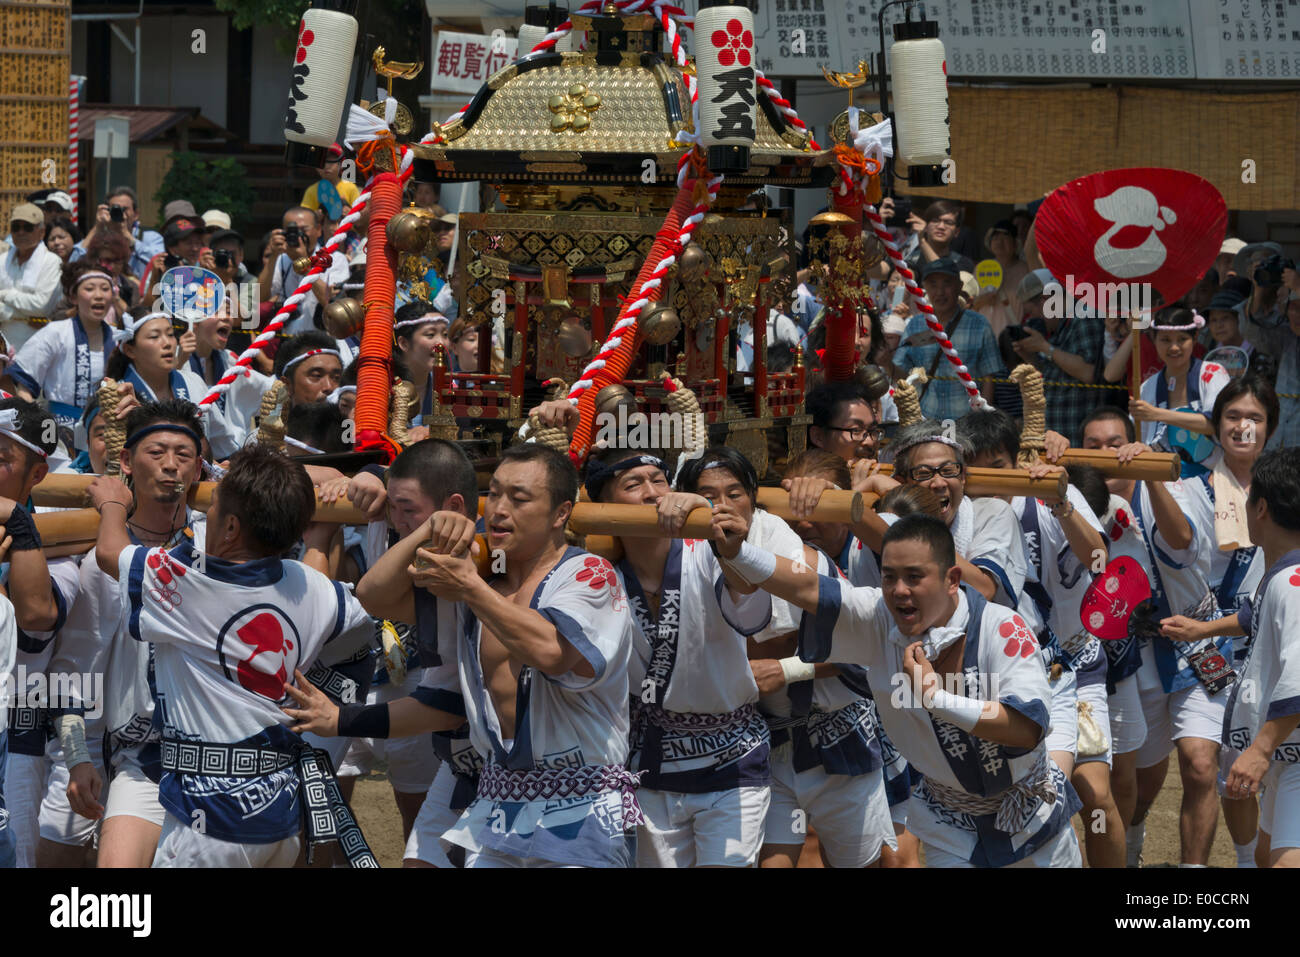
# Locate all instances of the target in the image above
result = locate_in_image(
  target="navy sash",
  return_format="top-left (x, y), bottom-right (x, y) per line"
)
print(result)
top-left (124, 364), bottom-right (191, 403)
top-left (928, 586), bottom-right (1020, 797)
top-left (73, 318), bottom-right (113, 418)
top-left (1018, 500), bottom-right (1055, 624)
top-left (189, 351), bottom-right (227, 411)
top-left (1154, 358), bottom-right (1206, 411)
top-left (619, 539), bottom-right (684, 711)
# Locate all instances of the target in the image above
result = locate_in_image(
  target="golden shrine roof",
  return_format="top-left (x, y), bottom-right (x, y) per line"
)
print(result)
top-left (411, 50), bottom-right (835, 187)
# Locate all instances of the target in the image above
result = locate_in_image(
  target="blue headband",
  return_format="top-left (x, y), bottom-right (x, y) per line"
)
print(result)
top-left (124, 423), bottom-right (202, 453)
top-left (583, 454), bottom-right (670, 501)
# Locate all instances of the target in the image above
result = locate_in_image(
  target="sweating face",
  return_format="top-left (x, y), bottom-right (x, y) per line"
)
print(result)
top-left (603, 464), bottom-right (669, 506)
top-left (880, 537), bottom-right (960, 637)
top-left (902, 442), bottom-right (965, 527)
top-left (1082, 416), bottom-right (1131, 495)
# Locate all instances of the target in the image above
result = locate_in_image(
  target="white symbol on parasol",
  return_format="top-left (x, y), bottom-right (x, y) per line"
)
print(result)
top-left (1092, 186), bottom-right (1177, 278)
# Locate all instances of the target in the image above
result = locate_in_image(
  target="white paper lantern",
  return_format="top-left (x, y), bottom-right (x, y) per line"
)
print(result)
top-left (890, 21), bottom-right (949, 179)
top-left (284, 8), bottom-right (359, 149)
top-left (696, 3), bottom-right (756, 174)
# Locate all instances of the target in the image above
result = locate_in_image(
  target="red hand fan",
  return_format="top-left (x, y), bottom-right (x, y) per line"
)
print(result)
top-left (1080, 556), bottom-right (1152, 641)
top-left (1034, 168), bottom-right (1227, 305)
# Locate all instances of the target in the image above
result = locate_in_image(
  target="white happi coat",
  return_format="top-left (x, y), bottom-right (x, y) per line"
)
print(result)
top-left (616, 537), bottom-right (772, 793)
top-left (114, 539), bottom-right (371, 844)
top-left (1224, 549), bottom-right (1300, 764)
top-left (440, 547), bottom-right (638, 867)
top-left (187, 350), bottom-right (277, 460)
top-left (797, 577), bottom-right (1079, 866)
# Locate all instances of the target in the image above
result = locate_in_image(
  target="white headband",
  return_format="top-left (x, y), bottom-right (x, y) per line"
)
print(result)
top-left (0, 408), bottom-right (48, 459)
top-left (113, 311), bottom-right (171, 345)
top-left (74, 270), bottom-right (116, 290)
top-left (282, 348), bottom-right (342, 375)
top-left (393, 313), bottom-right (448, 332)
top-left (327, 385), bottom-right (356, 405)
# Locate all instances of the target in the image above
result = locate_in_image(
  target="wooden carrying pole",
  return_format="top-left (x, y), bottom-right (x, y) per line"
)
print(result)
top-left (871, 464), bottom-right (1067, 501)
top-left (873, 451), bottom-right (1177, 485)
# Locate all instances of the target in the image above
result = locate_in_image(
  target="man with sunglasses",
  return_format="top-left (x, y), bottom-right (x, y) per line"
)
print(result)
top-left (0, 204), bottom-right (63, 350)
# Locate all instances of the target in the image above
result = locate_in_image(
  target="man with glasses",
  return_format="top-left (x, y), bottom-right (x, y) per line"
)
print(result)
top-left (0, 204), bottom-right (63, 350)
top-left (806, 381), bottom-right (884, 487)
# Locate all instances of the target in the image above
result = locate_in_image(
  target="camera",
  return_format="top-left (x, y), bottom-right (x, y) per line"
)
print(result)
top-left (213, 248), bottom-right (234, 268)
top-left (109, 205), bottom-right (125, 223)
top-left (1254, 255), bottom-right (1294, 289)
top-left (885, 196), bottom-right (912, 229)
top-left (283, 226), bottom-right (303, 248)
top-left (1005, 325), bottom-right (1030, 341)
top-left (164, 253), bottom-right (181, 270)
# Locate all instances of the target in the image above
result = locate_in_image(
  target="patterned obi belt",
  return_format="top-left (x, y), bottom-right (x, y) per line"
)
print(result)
top-left (476, 762), bottom-right (646, 826)
top-left (922, 754), bottom-right (1059, 834)
top-left (160, 735), bottom-right (378, 867)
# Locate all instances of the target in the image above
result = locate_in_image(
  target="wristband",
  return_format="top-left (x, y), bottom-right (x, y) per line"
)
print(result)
top-left (923, 688), bottom-right (985, 732)
top-left (55, 713), bottom-right (91, 769)
top-left (336, 702), bottom-right (391, 740)
top-left (2, 504), bottom-right (41, 551)
top-left (779, 656), bottom-right (816, 685)
top-left (722, 540), bottom-right (777, 585)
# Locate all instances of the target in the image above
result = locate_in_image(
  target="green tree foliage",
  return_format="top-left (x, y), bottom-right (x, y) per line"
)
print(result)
top-left (154, 152), bottom-right (257, 231)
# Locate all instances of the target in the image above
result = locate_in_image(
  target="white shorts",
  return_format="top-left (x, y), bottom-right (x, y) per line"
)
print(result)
top-left (1259, 761), bottom-right (1300, 851)
top-left (1046, 668), bottom-right (1078, 757)
top-left (402, 761), bottom-right (461, 868)
top-left (339, 673), bottom-right (440, 793)
top-left (1075, 679), bottom-right (1114, 767)
top-left (636, 785), bottom-right (769, 868)
top-left (39, 738), bottom-right (104, 847)
top-left (152, 813), bottom-right (300, 868)
top-left (765, 741), bottom-right (896, 867)
top-left (5, 751), bottom-right (47, 867)
top-left (104, 750), bottom-right (166, 828)
top-left (464, 846), bottom-right (580, 868)
top-left (1135, 682), bottom-right (1226, 769)
top-left (1108, 673), bottom-right (1146, 756)
top-left (923, 822), bottom-right (1082, 868)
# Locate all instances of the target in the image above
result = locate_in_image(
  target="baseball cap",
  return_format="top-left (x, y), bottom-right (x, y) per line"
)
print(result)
top-left (201, 209), bottom-right (231, 231)
top-left (162, 199), bottom-right (198, 226)
top-left (960, 271), bottom-right (980, 302)
top-left (207, 228), bottom-right (244, 247)
top-left (1018, 267), bottom-right (1061, 302)
top-left (164, 218), bottom-right (202, 246)
top-left (983, 219), bottom-right (1016, 251)
top-left (43, 191), bottom-right (73, 213)
top-left (1219, 238), bottom-right (1247, 257)
top-left (437, 212), bottom-right (458, 226)
top-left (10, 203), bottom-right (44, 226)
top-left (920, 254), bottom-right (964, 281)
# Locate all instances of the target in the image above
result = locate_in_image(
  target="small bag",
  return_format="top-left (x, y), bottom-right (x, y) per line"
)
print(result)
top-left (1076, 701), bottom-right (1109, 758)
top-left (1187, 643), bottom-right (1236, 696)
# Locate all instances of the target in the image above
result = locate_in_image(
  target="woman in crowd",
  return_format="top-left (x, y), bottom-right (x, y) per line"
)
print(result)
top-left (2, 261), bottom-right (118, 443)
top-left (392, 301), bottom-right (451, 424)
top-left (104, 306), bottom-right (205, 405)
top-left (44, 217), bottom-right (83, 264)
